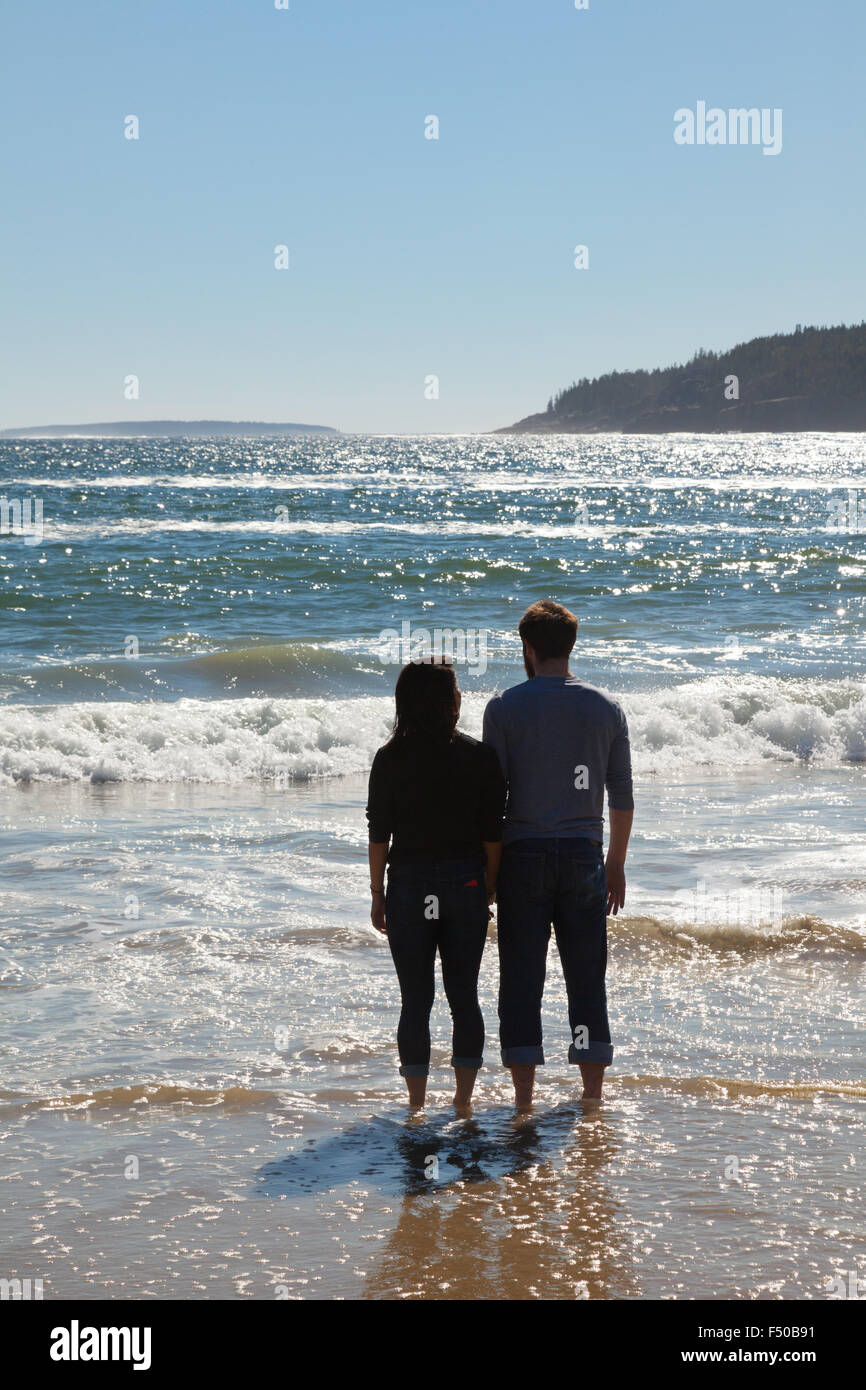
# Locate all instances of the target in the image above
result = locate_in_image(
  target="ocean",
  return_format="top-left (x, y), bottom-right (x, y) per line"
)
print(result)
top-left (0, 432), bottom-right (863, 1300)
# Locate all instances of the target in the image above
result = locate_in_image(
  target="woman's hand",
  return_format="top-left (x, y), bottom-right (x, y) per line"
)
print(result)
top-left (368, 841), bottom-right (389, 935)
top-left (483, 840), bottom-right (501, 914)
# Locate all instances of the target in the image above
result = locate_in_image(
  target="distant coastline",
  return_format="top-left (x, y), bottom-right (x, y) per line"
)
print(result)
top-left (498, 322), bottom-right (866, 434)
top-left (0, 420), bottom-right (339, 439)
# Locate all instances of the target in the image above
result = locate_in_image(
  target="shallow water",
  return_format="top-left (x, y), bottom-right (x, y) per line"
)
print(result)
top-left (0, 775), bottom-right (862, 1300)
top-left (1, 434), bottom-right (863, 1299)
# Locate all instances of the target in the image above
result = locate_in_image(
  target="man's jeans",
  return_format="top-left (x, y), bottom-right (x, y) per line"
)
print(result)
top-left (497, 837), bottom-right (614, 1067)
top-left (385, 857), bottom-right (489, 1077)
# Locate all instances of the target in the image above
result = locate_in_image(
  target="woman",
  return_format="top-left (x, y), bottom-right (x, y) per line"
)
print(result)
top-left (367, 659), bottom-right (505, 1111)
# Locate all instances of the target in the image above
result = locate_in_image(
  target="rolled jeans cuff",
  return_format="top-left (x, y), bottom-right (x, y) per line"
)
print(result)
top-left (451, 1055), bottom-right (482, 1070)
top-left (500, 1045), bottom-right (545, 1066)
top-left (399, 1063), bottom-right (430, 1078)
top-left (568, 1041), bottom-right (614, 1065)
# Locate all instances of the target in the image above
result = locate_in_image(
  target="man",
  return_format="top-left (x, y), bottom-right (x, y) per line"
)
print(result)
top-left (482, 599), bottom-right (634, 1110)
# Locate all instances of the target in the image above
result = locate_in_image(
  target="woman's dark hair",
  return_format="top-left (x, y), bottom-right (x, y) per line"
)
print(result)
top-left (390, 659), bottom-right (460, 744)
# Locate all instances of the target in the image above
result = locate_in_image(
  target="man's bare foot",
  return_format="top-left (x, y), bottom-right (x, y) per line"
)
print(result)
top-left (510, 1063), bottom-right (536, 1113)
top-left (579, 1061), bottom-right (605, 1101)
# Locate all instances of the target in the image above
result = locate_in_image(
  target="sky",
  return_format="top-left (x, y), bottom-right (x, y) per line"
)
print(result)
top-left (1, 0), bottom-right (865, 434)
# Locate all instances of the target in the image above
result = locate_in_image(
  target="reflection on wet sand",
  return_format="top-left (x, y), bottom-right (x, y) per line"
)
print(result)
top-left (367, 1105), bottom-right (637, 1300)
top-left (257, 1102), bottom-right (637, 1300)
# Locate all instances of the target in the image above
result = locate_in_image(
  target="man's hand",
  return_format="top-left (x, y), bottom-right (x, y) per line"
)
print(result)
top-left (605, 856), bottom-right (626, 916)
top-left (370, 895), bottom-right (386, 935)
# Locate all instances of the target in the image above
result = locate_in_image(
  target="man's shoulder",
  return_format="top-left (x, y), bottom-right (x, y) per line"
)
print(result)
top-left (569, 679), bottom-right (627, 721)
top-left (487, 677), bottom-right (626, 723)
top-left (489, 680), bottom-right (532, 709)
top-left (492, 676), bottom-right (613, 704)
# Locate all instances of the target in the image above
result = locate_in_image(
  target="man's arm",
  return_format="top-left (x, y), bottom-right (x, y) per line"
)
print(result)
top-left (605, 705), bottom-right (634, 916)
top-left (482, 697), bottom-right (508, 781)
top-left (605, 808), bottom-right (632, 916)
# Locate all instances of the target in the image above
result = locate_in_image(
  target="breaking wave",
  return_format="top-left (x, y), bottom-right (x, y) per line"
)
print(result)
top-left (615, 1076), bottom-right (866, 1101)
top-left (0, 1083), bottom-right (280, 1114)
top-left (609, 913), bottom-right (866, 958)
top-left (0, 674), bottom-right (863, 785)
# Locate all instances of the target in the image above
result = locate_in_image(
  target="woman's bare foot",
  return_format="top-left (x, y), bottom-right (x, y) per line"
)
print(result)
top-left (453, 1066), bottom-right (477, 1114)
top-left (510, 1063), bottom-right (536, 1113)
top-left (404, 1074), bottom-right (427, 1108)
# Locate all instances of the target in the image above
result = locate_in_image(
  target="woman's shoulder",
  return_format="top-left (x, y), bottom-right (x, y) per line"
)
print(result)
top-left (453, 731), bottom-right (494, 760)
top-left (372, 737), bottom-right (416, 767)
top-left (454, 734), bottom-right (503, 786)
top-left (453, 730), bottom-right (478, 747)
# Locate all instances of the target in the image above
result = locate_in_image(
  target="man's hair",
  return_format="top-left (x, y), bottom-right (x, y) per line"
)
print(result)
top-left (518, 599), bottom-right (578, 660)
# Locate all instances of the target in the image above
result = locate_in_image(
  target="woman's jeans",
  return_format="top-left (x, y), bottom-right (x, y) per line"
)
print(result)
top-left (385, 857), bottom-right (489, 1077)
top-left (496, 837), bottom-right (614, 1067)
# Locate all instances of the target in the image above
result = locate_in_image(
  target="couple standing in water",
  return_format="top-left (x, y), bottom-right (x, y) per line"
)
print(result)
top-left (366, 599), bottom-right (634, 1112)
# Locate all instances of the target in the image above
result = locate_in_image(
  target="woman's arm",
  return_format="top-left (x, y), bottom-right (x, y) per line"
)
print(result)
top-left (366, 747), bottom-right (393, 936)
top-left (368, 840), bottom-right (389, 934)
top-left (480, 744), bottom-right (506, 904)
top-left (483, 840), bottom-right (502, 902)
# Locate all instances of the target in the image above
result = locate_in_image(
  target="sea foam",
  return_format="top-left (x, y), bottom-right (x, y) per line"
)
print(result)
top-left (0, 675), bottom-right (863, 785)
